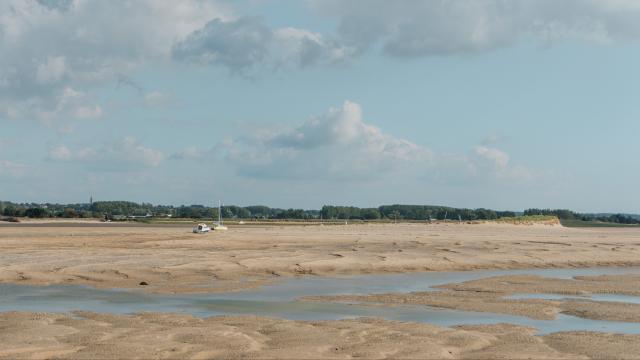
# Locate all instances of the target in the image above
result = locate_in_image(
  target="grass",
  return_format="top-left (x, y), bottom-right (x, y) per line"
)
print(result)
top-left (559, 219), bottom-right (640, 228)
top-left (494, 215), bottom-right (559, 224)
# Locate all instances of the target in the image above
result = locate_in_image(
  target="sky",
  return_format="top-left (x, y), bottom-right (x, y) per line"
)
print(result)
top-left (1, 0), bottom-right (639, 212)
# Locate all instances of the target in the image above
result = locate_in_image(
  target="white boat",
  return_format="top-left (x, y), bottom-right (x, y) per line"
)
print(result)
top-left (192, 223), bottom-right (211, 233)
top-left (213, 200), bottom-right (228, 231)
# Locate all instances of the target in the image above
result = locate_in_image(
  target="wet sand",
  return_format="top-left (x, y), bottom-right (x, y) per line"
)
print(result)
top-left (4, 311), bottom-right (640, 359)
top-left (303, 291), bottom-right (563, 320)
top-left (303, 273), bottom-right (640, 323)
top-left (2, 223), bottom-right (640, 358)
top-left (1, 223), bottom-right (640, 293)
top-left (438, 273), bottom-right (640, 296)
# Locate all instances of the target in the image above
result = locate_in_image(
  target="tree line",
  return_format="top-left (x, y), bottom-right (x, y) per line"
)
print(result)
top-left (0, 201), bottom-right (515, 221)
top-left (320, 205), bottom-right (516, 221)
top-left (0, 201), bottom-right (318, 220)
top-left (524, 208), bottom-right (640, 224)
top-left (1, 200), bottom-right (638, 224)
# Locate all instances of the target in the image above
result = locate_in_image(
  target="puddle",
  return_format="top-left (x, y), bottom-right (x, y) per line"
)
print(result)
top-left (212, 266), bottom-right (640, 301)
top-left (2, 267), bottom-right (640, 335)
top-left (507, 293), bottom-right (640, 305)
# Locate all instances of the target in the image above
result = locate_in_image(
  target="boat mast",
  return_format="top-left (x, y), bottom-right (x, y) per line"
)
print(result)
top-left (218, 200), bottom-right (222, 226)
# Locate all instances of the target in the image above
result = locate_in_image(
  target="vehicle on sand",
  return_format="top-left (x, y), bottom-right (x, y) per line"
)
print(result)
top-left (193, 223), bottom-right (211, 233)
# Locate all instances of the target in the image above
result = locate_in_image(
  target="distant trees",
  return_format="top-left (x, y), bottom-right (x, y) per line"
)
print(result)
top-left (590, 214), bottom-right (640, 224)
top-left (176, 205), bottom-right (214, 219)
top-left (91, 201), bottom-right (153, 216)
top-left (320, 205), bottom-right (516, 221)
top-left (2, 205), bottom-right (22, 217)
top-left (524, 208), bottom-right (640, 225)
top-left (25, 207), bottom-right (48, 218)
top-left (524, 208), bottom-right (577, 219)
top-left (0, 199), bottom-right (638, 224)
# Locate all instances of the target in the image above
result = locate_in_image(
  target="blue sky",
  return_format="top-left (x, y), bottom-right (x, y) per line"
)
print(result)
top-left (1, 0), bottom-right (639, 212)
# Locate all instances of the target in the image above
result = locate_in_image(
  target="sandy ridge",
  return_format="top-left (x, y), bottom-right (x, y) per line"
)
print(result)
top-left (1, 223), bottom-right (640, 293)
top-left (3, 311), bottom-right (640, 359)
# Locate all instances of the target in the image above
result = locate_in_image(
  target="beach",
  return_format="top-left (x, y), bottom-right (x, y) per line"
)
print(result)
top-left (2, 222), bottom-right (640, 359)
top-left (1, 222), bottom-right (640, 293)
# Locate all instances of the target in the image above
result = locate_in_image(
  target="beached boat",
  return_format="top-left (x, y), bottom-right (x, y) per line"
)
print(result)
top-left (192, 223), bottom-right (211, 233)
top-left (213, 200), bottom-right (228, 231)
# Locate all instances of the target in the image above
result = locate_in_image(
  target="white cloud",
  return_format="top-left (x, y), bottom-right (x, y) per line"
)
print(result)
top-left (223, 101), bottom-right (535, 184)
top-left (224, 100), bottom-right (432, 180)
top-left (312, 0), bottom-right (640, 57)
top-left (470, 145), bottom-right (534, 181)
top-left (3, 0), bottom-right (638, 115)
top-left (32, 87), bottom-right (103, 122)
top-left (475, 145), bottom-right (510, 170)
top-left (0, 0), bottom-right (230, 121)
top-left (172, 17), bottom-right (351, 73)
top-left (48, 137), bottom-right (165, 171)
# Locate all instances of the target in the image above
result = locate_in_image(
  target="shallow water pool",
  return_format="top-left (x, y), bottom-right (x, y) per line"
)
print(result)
top-left (2, 266), bottom-right (640, 335)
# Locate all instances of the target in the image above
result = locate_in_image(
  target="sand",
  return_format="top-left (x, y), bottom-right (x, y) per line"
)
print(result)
top-left (3, 222), bottom-right (640, 359)
top-left (303, 273), bottom-right (640, 323)
top-left (303, 291), bottom-right (563, 320)
top-left (6, 311), bottom-right (640, 360)
top-left (438, 273), bottom-right (640, 296)
top-left (1, 222), bottom-right (640, 293)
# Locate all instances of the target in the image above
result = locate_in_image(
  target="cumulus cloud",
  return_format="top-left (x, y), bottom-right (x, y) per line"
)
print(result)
top-left (0, 0), bottom-right (229, 121)
top-left (172, 16), bottom-right (351, 73)
top-left (3, 0), bottom-right (639, 115)
top-left (223, 100), bottom-right (432, 180)
top-left (475, 145), bottom-right (510, 170)
top-left (312, 0), bottom-right (640, 57)
top-left (31, 87), bottom-right (103, 123)
top-left (48, 137), bottom-right (165, 171)
top-left (223, 101), bottom-right (534, 184)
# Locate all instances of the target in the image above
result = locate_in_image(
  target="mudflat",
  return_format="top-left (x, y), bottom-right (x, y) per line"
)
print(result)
top-left (1, 222), bottom-right (640, 293)
top-left (2, 222), bottom-right (640, 359)
top-left (3, 311), bottom-right (640, 359)
top-left (303, 273), bottom-right (640, 323)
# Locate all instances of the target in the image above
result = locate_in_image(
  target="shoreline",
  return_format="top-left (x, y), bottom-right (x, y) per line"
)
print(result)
top-left (302, 272), bottom-right (640, 324)
top-left (3, 223), bottom-right (640, 359)
top-left (1, 311), bottom-right (639, 359)
top-left (2, 223), bottom-right (640, 293)
top-left (3, 261), bottom-right (640, 294)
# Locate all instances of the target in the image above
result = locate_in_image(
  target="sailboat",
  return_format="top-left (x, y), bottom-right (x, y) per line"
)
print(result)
top-left (212, 200), bottom-right (228, 231)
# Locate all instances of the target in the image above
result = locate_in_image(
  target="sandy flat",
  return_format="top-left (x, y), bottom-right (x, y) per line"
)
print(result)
top-left (2, 223), bottom-right (640, 359)
top-left (438, 273), bottom-right (640, 296)
top-left (7, 311), bottom-right (640, 360)
top-left (1, 223), bottom-right (640, 293)
top-left (2, 311), bottom-right (639, 359)
top-left (303, 273), bottom-right (640, 323)
top-left (303, 290), bottom-right (563, 320)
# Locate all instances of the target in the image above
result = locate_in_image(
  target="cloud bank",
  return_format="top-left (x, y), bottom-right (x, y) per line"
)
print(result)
top-left (222, 101), bottom-right (528, 183)
top-left (48, 137), bottom-right (164, 171)
top-left (172, 17), bottom-right (350, 73)
top-left (0, 0), bottom-right (229, 121)
top-left (313, 0), bottom-right (640, 57)
top-left (3, 0), bottom-right (640, 122)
